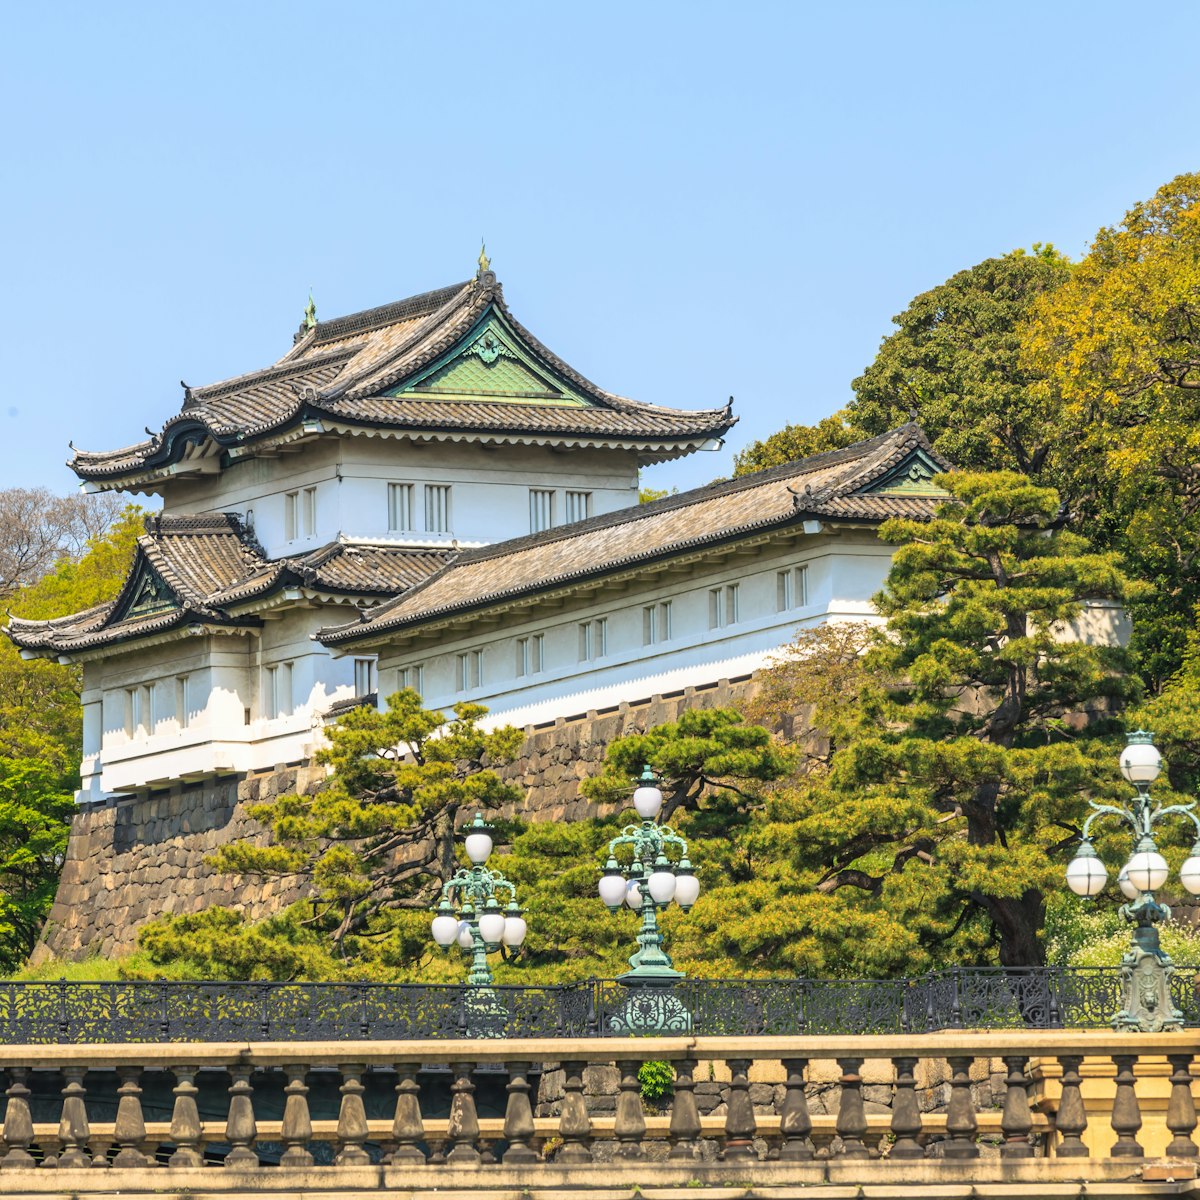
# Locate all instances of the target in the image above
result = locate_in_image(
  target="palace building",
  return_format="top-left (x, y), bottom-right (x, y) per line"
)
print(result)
top-left (11, 257), bottom-right (1055, 811)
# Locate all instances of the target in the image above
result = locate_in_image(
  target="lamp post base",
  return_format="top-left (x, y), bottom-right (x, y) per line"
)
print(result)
top-left (609, 975), bottom-right (693, 1035)
top-left (1113, 945), bottom-right (1184, 1034)
top-left (459, 986), bottom-right (510, 1038)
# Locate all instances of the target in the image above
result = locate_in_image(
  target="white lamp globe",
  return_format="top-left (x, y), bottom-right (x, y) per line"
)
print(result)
top-left (625, 878), bottom-right (643, 910)
top-left (478, 910), bottom-right (506, 945)
top-left (1126, 849), bottom-right (1169, 893)
top-left (502, 914), bottom-right (528, 946)
top-left (1065, 851), bottom-right (1107, 897)
top-left (633, 784), bottom-right (663, 821)
top-left (674, 872), bottom-right (700, 910)
top-left (1181, 855), bottom-right (1200, 896)
top-left (1117, 866), bottom-right (1139, 900)
top-left (1120, 738), bottom-right (1162, 784)
top-left (598, 873), bottom-right (627, 909)
top-left (456, 920), bottom-right (475, 949)
top-left (431, 914), bottom-right (459, 946)
top-left (465, 829), bottom-right (494, 865)
top-left (647, 869), bottom-right (677, 904)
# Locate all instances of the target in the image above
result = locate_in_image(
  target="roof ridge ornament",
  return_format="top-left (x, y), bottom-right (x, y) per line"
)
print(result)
top-left (477, 240), bottom-right (490, 275)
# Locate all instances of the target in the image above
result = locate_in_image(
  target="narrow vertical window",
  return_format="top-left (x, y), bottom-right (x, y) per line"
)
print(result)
top-left (796, 564), bottom-right (809, 606)
top-left (471, 649), bottom-right (483, 688)
top-left (176, 675), bottom-right (191, 730)
top-left (565, 490), bottom-right (592, 523)
top-left (266, 666), bottom-right (279, 720)
top-left (517, 637), bottom-right (530, 678)
top-left (425, 484), bottom-right (452, 533)
top-left (532, 633), bottom-right (543, 673)
top-left (595, 617), bottom-right (607, 657)
top-left (302, 487), bottom-right (317, 537)
top-left (142, 684), bottom-right (155, 733)
top-left (643, 604), bottom-right (657, 646)
top-left (777, 570), bottom-right (793, 612)
top-left (281, 662), bottom-right (294, 716)
top-left (529, 489), bottom-right (555, 534)
top-left (725, 584), bottom-right (740, 624)
top-left (578, 622), bottom-right (593, 663)
top-left (388, 483), bottom-right (414, 532)
top-left (354, 658), bottom-right (377, 696)
top-left (708, 587), bottom-right (723, 630)
top-left (125, 687), bottom-right (138, 736)
top-left (284, 492), bottom-right (298, 541)
top-left (399, 664), bottom-right (425, 695)
top-left (659, 600), bottom-right (672, 640)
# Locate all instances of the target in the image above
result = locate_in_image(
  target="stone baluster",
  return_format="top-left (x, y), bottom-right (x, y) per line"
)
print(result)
top-left (111, 1066), bottom-right (151, 1169)
top-left (557, 1061), bottom-right (592, 1164)
top-left (1111, 1054), bottom-right (1143, 1158)
top-left (2, 1068), bottom-right (36, 1169)
top-left (613, 1060), bottom-right (646, 1160)
top-left (1166, 1053), bottom-right (1198, 1158)
top-left (390, 1063), bottom-right (426, 1165)
top-left (335, 1064), bottom-right (371, 1167)
top-left (668, 1057), bottom-right (702, 1161)
top-left (446, 1062), bottom-right (481, 1165)
top-left (224, 1066), bottom-right (258, 1168)
top-left (280, 1065), bottom-right (314, 1168)
top-left (888, 1056), bottom-right (923, 1160)
top-left (723, 1058), bottom-right (757, 1162)
top-left (168, 1065), bottom-right (204, 1168)
top-left (502, 1061), bottom-right (537, 1165)
top-left (943, 1056), bottom-right (978, 1161)
top-left (835, 1057), bottom-right (868, 1160)
top-left (1054, 1054), bottom-right (1088, 1157)
top-left (778, 1058), bottom-right (813, 1161)
top-left (999, 1055), bottom-right (1033, 1160)
top-left (58, 1066), bottom-right (92, 1168)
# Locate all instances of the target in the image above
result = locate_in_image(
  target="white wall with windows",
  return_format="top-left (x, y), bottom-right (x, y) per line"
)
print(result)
top-left (373, 528), bottom-right (898, 732)
top-left (78, 605), bottom-right (365, 802)
top-left (164, 439), bottom-right (641, 559)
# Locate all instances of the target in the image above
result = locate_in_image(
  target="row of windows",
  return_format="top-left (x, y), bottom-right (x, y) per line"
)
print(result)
top-left (529, 488), bottom-right (593, 533)
top-left (124, 675), bottom-right (196, 736)
top-left (272, 483), bottom-right (598, 543)
top-left (398, 564), bottom-right (813, 698)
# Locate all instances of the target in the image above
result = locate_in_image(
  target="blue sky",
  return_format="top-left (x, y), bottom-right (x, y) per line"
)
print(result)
top-left (2, 2), bottom-right (1197, 498)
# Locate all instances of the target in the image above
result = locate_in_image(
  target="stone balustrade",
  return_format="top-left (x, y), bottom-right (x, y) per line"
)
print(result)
top-left (0, 1030), bottom-right (1197, 1195)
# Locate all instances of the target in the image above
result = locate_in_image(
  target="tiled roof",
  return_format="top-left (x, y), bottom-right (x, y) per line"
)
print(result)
top-left (6, 515), bottom-right (452, 656)
top-left (70, 272), bottom-right (735, 483)
top-left (319, 424), bottom-right (953, 647)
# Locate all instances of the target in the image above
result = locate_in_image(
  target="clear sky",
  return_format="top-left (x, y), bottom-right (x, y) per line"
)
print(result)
top-left (2, 1), bottom-right (1198, 499)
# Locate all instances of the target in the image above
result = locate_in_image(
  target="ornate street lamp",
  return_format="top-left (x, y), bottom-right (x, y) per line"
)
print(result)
top-left (598, 766), bottom-right (700, 1032)
top-left (1066, 730), bottom-right (1200, 1032)
top-left (430, 813), bottom-right (527, 989)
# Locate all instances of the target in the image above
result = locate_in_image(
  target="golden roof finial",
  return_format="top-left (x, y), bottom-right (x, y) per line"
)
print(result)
top-left (303, 289), bottom-right (317, 330)
top-left (477, 239), bottom-right (491, 275)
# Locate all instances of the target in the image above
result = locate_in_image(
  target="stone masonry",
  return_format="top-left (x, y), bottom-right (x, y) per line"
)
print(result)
top-left (34, 676), bottom-right (757, 962)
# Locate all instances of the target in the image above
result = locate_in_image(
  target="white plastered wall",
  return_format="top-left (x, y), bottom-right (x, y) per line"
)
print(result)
top-left (373, 529), bottom-right (897, 731)
top-left (162, 438), bottom-right (641, 559)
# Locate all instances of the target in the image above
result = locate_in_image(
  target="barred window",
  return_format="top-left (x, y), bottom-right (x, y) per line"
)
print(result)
top-left (425, 485), bottom-right (452, 533)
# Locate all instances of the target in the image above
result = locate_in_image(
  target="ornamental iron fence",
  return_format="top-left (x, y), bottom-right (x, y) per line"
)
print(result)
top-left (0, 966), bottom-right (1194, 1043)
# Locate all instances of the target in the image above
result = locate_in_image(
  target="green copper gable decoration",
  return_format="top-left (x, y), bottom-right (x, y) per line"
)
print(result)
top-left (387, 308), bottom-right (593, 408)
top-left (859, 447), bottom-right (950, 497)
top-left (114, 560), bottom-right (179, 621)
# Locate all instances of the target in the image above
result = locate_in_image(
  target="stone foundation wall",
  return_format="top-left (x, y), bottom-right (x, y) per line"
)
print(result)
top-left (35, 676), bottom-right (758, 963)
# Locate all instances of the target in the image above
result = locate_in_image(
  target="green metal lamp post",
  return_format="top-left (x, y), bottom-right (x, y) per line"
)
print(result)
top-left (597, 766), bottom-right (700, 1032)
top-left (1066, 730), bottom-right (1200, 1032)
top-left (430, 813), bottom-right (527, 988)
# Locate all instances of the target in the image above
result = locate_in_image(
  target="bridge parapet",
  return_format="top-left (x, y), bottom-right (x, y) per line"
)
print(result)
top-left (0, 1030), bottom-right (1196, 1194)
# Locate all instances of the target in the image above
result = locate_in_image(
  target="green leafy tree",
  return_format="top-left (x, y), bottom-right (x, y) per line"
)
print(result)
top-left (704, 472), bottom-right (1132, 972)
top-left (733, 412), bottom-right (867, 477)
top-left (1023, 173), bottom-right (1200, 687)
top-left (851, 247), bottom-right (1072, 478)
top-left (209, 691), bottom-right (523, 951)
